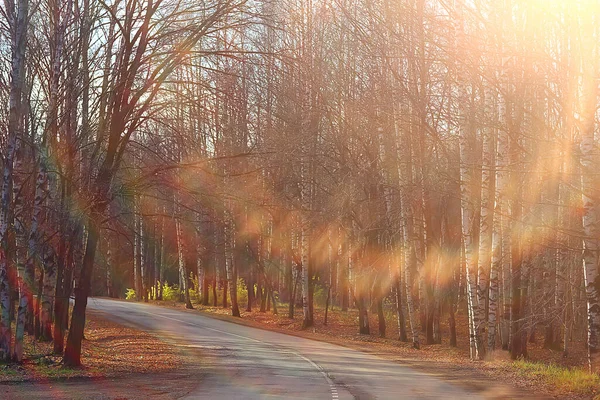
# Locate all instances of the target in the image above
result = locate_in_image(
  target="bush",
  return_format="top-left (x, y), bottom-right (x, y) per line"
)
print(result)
top-left (161, 283), bottom-right (180, 301)
top-left (237, 278), bottom-right (248, 305)
top-left (313, 284), bottom-right (330, 307)
top-left (125, 288), bottom-right (136, 300)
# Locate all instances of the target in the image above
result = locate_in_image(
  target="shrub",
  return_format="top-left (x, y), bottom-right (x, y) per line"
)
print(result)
top-left (237, 278), bottom-right (248, 305)
top-left (161, 283), bottom-right (180, 301)
top-left (313, 284), bottom-right (330, 307)
top-left (125, 288), bottom-right (136, 300)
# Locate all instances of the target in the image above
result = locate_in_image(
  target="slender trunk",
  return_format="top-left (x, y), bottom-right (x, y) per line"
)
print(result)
top-left (301, 211), bottom-right (313, 328)
top-left (403, 230), bottom-right (419, 349)
top-left (63, 217), bottom-right (98, 366)
top-left (459, 91), bottom-right (482, 361)
top-left (14, 138), bottom-right (32, 361)
top-left (1, 0), bottom-right (29, 360)
top-left (212, 274), bottom-right (217, 307)
top-left (35, 164), bottom-right (54, 341)
top-left (580, 27), bottom-right (600, 371)
top-left (341, 232), bottom-right (349, 312)
top-left (268, 286), bottom-right (276, 314)
top-left (477, 119), bottom-right (495, 356)
top-left (34, 268), bottom-right (43, 339)
top-left (134, 199), bottom-right (142, 301)
top-left (246, 262), bottom-right (254, 312)
top-left (224, 210), bottom-right (240, 317)
top-left (488, 215), bottom-right (500, 351)
top-left (158, 207), bottom-right (166, 300)
top-left (489, 117), bottom-right (509, 351)
top-left (106, 239), bottom-right (113, 298)
top-left (175, 214), bottom-right (193, 309)
top-left (395, 274), bottom-right (408, 341)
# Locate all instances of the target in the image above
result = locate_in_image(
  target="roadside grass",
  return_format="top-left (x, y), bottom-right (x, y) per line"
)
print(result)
top-left (512, 359), bottom-right (600, 397)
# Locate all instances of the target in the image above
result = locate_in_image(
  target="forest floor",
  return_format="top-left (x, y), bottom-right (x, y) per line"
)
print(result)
top-left (0, 312), bottom-right (202, 399)
top-left (148, 296), bottom-right (600, 400)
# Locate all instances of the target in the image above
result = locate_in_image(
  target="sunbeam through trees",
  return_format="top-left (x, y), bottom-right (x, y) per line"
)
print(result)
top-left (1, 0), bottom-right (600, 388)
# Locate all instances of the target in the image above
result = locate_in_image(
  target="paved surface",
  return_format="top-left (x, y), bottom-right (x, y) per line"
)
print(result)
top-left (81, 298), bottom-right (482, 400)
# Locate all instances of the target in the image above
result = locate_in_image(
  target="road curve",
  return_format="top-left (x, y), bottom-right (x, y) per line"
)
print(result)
top-left (86, 298), bottom-right (481, 400)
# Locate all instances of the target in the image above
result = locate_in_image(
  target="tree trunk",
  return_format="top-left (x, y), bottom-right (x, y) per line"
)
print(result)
top-left (476, 117), bottom-right (495, 356)
top-left (395, 275), bottom-right (408, 342)
top-left (224, 210), bottom-right (240, 317)
top-left (175, 206), bottom-right (193, 309)
top-left (459, 91), bottom-right (483, 361)
top-left (0, 0), bottom-right (29, 360)
top-left (580, 27), bottom-right (600, 371)
top-left (134, 200), bottom-right (142, 301)
top-left (63, 216), bottom-right (99, 366)
top-left (301, 210), bottom-right (313, 328)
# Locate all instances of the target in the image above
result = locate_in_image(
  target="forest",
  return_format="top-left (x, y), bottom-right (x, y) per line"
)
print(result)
top-left (0, 0), bottom-right (599, 381)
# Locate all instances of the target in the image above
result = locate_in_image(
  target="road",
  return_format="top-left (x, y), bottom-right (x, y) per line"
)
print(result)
top-left (82, 298), bottom-right (482, 399)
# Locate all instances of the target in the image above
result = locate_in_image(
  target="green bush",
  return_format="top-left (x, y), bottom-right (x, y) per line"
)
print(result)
top-left (125, 288), bottom-right (136, 300)
top-left (313, 284), bottom-right (330, 307)
top-left (237, 278), bottom-right (248, 305)
top-left (163, 283), bottom-right (180, 301)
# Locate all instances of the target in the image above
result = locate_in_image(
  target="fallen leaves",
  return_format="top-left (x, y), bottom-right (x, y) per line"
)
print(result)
top-left (0, 312), bottom-right (184, 382)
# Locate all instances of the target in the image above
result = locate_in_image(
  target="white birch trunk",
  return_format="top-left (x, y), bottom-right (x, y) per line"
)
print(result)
top-left (14, 136), bottom-right (29, 361)
top-left (1, 0), bottom-right (28, 360)
top-left (459, 92), bottom-right (482, 361)
top-left (300, 156), bottom-right (312, 328)
top-left (476, 121), bottom-right (494, 356)
top-left (175, 201), bottom-right (192, 309)
top-left (224, 208), bottom-right (239, 316)
top-left (489, 98), bottom-right (510, 351)
top-left (488, 207), bottom-right (501, 351)
top-left (22, 160), bottom-right (49, 344)
top-left (401, 187), bottom-right (419, 349)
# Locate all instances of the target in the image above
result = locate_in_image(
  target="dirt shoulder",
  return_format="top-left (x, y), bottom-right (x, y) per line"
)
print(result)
top-left (143, 299), bottom-right (596, 399)
top-left (0, 312), bottom-right (202, 399)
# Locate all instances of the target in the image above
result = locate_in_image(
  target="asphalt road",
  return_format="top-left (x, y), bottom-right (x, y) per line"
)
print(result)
top-left (84, 298), bottom-right (482, 400)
